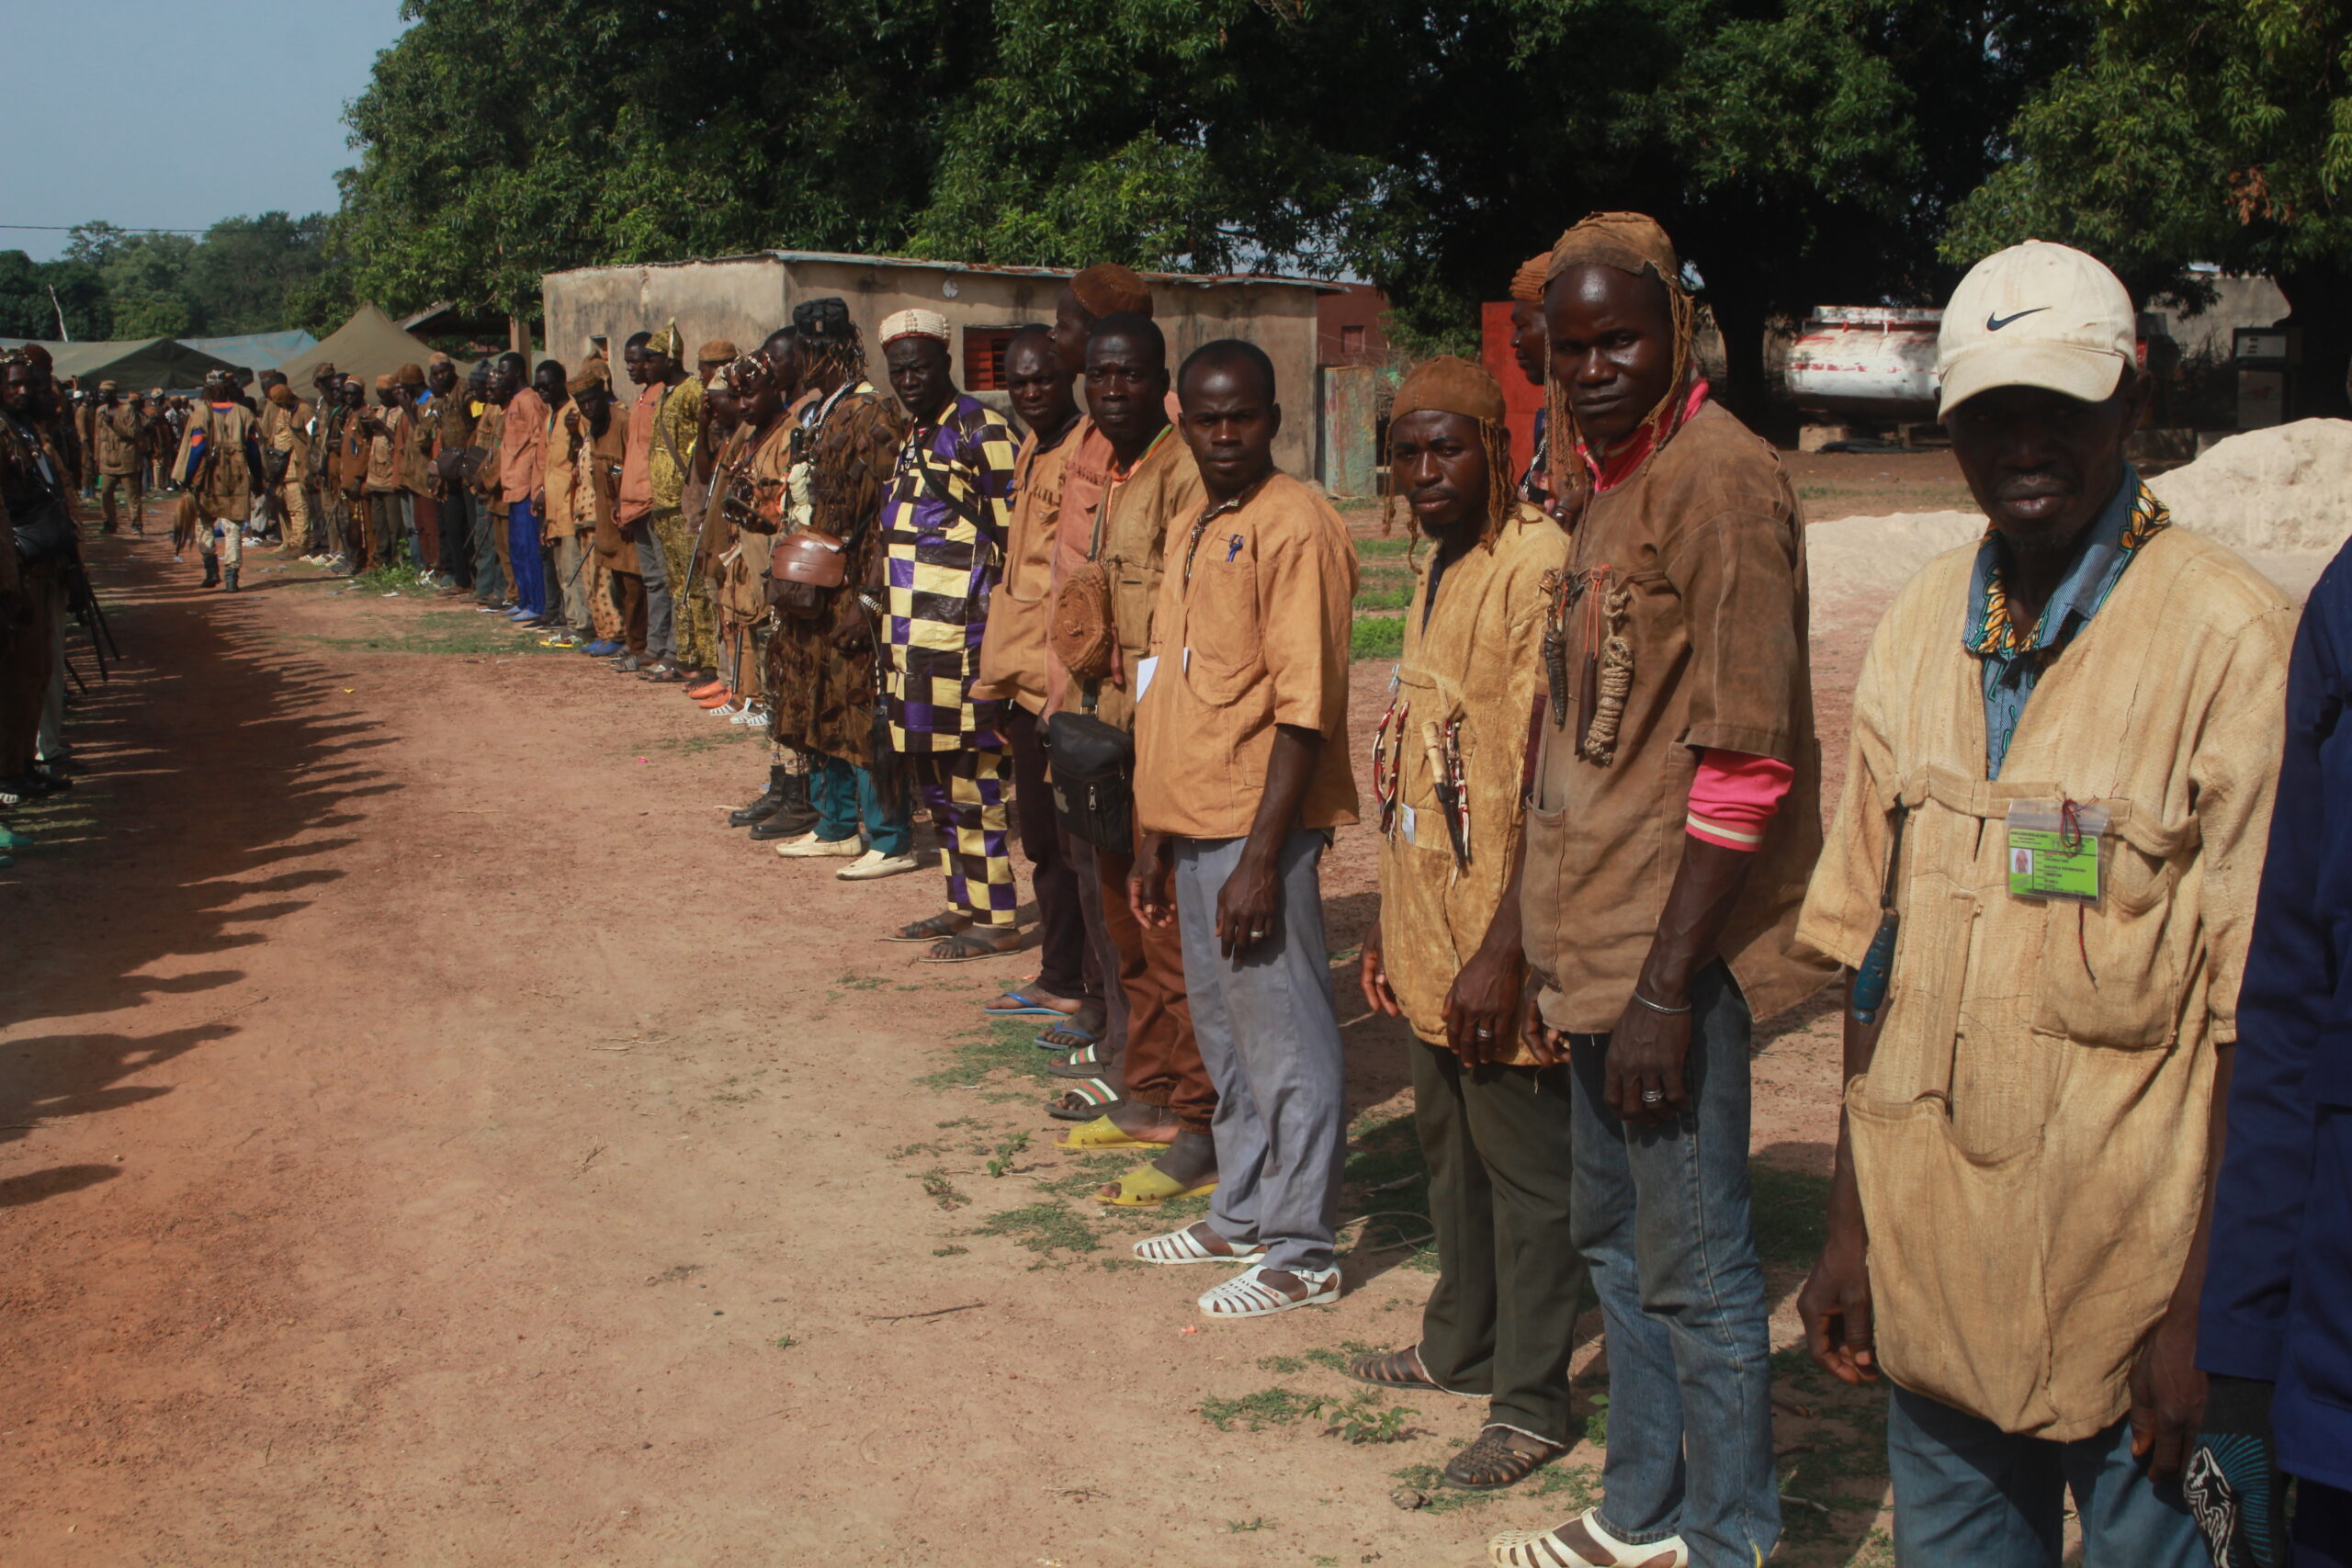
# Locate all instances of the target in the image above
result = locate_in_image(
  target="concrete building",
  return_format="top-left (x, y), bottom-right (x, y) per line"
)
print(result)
top-left (540, 250), bottom-right (1339, 478)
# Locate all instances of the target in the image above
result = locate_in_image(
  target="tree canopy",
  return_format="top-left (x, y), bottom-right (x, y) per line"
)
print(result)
top-left (322, 0), bottom-right (2081, 412)
top-left (0, 215), bottom-right (333, 344)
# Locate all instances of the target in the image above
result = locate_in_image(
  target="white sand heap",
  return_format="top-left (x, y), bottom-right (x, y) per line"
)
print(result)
top-left (1809, 417), bottom-right (2352, 609)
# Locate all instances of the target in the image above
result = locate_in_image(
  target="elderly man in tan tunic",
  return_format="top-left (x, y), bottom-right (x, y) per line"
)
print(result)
top-left (1794, 243), bottom-right (2293, 1566)
top-left (91, 382), bottom-right (145, 535)
top-left (1353, 355), bottom-right (1578, 1495)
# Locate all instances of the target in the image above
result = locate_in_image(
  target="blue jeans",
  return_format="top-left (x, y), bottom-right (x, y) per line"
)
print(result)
top-left (809, 753), bottom-right (911, 856)
top-left (507, 501), bottom-right (547, 618)
top-left (1886, 1384), bottom-right (2203, 1566)
top-left (1568, 963), bottom-right (1776, 1567)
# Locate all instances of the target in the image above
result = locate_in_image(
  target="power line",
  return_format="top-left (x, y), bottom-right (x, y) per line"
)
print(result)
top-left (0, 223), bottom-right (211, 234)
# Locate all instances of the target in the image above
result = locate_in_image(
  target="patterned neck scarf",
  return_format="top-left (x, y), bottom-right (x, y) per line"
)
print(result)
top-left (1967, 475), bottom-right (2169, 663)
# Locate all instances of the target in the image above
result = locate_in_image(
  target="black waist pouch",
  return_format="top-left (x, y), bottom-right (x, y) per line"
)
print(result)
top-left (1044, 708), bottom-right (1135, 852)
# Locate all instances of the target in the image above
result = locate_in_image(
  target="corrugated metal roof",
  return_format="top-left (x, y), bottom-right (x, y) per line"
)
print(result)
top-left (545, 248), bottom-right (1340, 293)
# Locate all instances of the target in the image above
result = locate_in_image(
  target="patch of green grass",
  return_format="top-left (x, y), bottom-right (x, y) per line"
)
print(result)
top-left (1388, 1462), bottom-right (1493, 1515)
top-left (973, 1200), bottom-right (1101, 1258)
top-left (771, 1335), bottom-right (798, 1349)
top-left (1355, 579), bottom-right (1414, 611)
top-left (1342, 1112), bottom-right (1438, 1271)
top-left (1225, 1517), bottom-right (1271, 1533)
top-left (986, 1131), bottom-right (1031, 1178)
top-left (836, 973), bottom-right (886, 991)
top-left (303, 609), bottom-right (560, 658)
top-left (1257, 1354), bottom-right (1308, 1375)
top-left (933, 1117), bottom-right (979, 1130)
top-left (932, 1244), bottom-right (968, 1257)
top-left (1351, 614), bottom-right (1405, 661)
top-left (888, 1141), bottom-right (944, 1161)
top-left (914, 1018), bottom-right (1053, 1093)
top-left (1322, 1390), bottom-right (1416, 1444)
top-left (917, 1168), bottom-right (969, 1211)
top-left (1303, 1340), bottom-right (1385, 1372)
top-left (1752, 1163), bottom-right (1831, 1271)
top-left (1531, 1461), bottom-right (1603, 1508)
top-left (1354, 535), bottom-right (1413, 558)
top-left (1584, 1392), bottom-right (1610, 1448)
top-left (1201, 1387), bottom-right (1324, 1433)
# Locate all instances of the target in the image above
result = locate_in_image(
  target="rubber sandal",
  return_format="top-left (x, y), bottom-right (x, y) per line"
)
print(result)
top-left (1053, 1112), bottom-right (1156, 1150)
top-left (1197, 1263), bottom-right (1341, 1319)
top-left (984, 989), bottom-right (1070, 1018)
top-left (1047, 1081), bottom-right (1127, 1122)
top-left (1488, 1510), bottom-right (1690, 1568)
top-left (922, 931), bottom-right (1022, 964)
top-left (1035, 1017), bottom-right (1102, 1051)
top-left (1095, 1166), bottom-right (1218, 1207)
top-left (1348, 1347), bottom-right (1444, 1392)
top-left (884, 913), bottom-right (969, 944)
top-left (1132, 1227), bottom-right (1265, 1265)
top-left (1046, 1045), bottom-right (1109, 1079)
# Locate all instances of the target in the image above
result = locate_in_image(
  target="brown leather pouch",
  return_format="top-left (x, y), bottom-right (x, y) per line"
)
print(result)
top-left (771, 528), bottom-right (849, 589)
top-left (1051, 559), bottom-right (1115, 680)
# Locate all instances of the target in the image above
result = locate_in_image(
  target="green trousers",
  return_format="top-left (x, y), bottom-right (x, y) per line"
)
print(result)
top-left (1409, 1042), bottom-right (1589, 1445)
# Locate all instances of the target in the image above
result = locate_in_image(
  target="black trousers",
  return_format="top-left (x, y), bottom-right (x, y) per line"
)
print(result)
top-left (439, 488), bottom-right (475, 588)
top-left (1410, 1042), bottom-right (1589, 1445)
top-left (1004, 703), bottom-right (1091, 1004)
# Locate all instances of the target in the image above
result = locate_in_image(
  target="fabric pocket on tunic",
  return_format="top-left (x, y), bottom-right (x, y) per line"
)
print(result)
top-left (1184, 556), bottom-right (1261, 705)
top-left (2030, 815), bottom-right (2187, 1050)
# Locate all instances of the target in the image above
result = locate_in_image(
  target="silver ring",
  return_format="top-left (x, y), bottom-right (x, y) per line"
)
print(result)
top-left (1475, 1027), bottom-right (1494, 1039)
top-left (1250, 928), bottom-right (1266, 938)
top-left (1641, 1089), bottom-right (1665, 1104)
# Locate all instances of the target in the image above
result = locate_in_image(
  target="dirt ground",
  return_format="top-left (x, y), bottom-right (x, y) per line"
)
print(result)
top-left (2, 475), bottom-right (1901, 1568)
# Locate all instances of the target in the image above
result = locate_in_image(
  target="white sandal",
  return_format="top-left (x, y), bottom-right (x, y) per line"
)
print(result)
top-left (1132, 1226), bottom-right (1266, 1266)
top-left (1195, 1263), bottom-right (1341, 1319)
top-left (1489, 1509), bottom-right (1689, 1567)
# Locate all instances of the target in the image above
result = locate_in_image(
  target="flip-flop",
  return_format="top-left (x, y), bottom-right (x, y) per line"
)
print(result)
top-left (1095, 1166), bottom-right (1218, 1207)
top-left (922, 931), bottom-right (1022, 964)
top-left (884, 913), bottom-right (969, 944)
top-left (1035, 1016), bottom-right (1102, 1050)
top-left (1048, 1081), bottom-right (1129, 1122)
top-left (1053, 1112), bottom-right (1157, 1150)
top-left (985, 990), bottom-right (1069, 1018)
top-left (1046, 1045), bottom-right (1110, 1079)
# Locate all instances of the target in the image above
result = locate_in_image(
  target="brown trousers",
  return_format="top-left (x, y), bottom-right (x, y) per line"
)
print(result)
top-left (1094, 831), bottom-right (1216, 1134)
top-left (613, 569), bottom-right (648, 657)
top-left (412, 491), bottom-right (439, 570)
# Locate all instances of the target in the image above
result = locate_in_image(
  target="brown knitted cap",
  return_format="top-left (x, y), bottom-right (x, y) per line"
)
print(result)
top-left (268, 384), bottom-right (297, 408)
top-left (697, 338), bottom-right (739, 363)
top-left (395, 361), bottom-right (425, 386)
top-left (1509, 252), bottom-right (1552, 304)
top-left (374, 373), bottom-right (396, 391)
top-left (1070, 264), bottom-right (1151, 319)
top-left (1547, 211), bottom-right (1681, 289)
top-left (571, 356), bottom-right (611, 390)
top-left (1391, 355), bottom-right (1506, 426)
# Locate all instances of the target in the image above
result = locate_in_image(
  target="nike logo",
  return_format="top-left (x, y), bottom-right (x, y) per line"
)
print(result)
top-left (1986, 307), bottom-right (2050, 332)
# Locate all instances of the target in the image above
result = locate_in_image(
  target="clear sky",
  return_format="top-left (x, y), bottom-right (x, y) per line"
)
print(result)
top-left (8, 1), bottom-right (411, 262)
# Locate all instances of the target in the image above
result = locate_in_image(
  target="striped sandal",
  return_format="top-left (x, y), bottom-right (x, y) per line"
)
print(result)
top-left (1196, 1263), bottom-right (1342, 1319)
top-left (1488, 1511), bottom-right (1690, 1567)
top-left (1132, 1225), bottom-right (1265, 1266)
top-left (1047, 1079), bottom-right (1125, 1122)
top-left (1046, 1043), bottom-right (1109, 1079)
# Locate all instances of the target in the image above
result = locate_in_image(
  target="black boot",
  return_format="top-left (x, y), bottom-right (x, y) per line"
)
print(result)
top-left (201, 555), bottom-right (220, 587)
top-left (223, 566), bottom-right (240, 592)
top-left (729, 766), bottom-right (787, 828)
top-left (748, 772), bottom-right (819, 840)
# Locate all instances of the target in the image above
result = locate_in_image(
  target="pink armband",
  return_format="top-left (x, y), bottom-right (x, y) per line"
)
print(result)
top-left (1686, 750), bottom-right (1793, 852)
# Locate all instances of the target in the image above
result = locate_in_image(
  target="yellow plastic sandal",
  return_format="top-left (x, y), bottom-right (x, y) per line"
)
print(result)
top-left (1053, 1115), bottom-right (1159, 1152)
top-left (1094, 1167), bottom-right (1218, 1207)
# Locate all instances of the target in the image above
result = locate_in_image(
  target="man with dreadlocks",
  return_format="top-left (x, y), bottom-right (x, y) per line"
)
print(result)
top-left (1490, 213), bottom-right (1831, 1568)
top-left (763, 297), bottom-right (914, 874)
top-left (1351, 356), bottom-right (1578, 1494)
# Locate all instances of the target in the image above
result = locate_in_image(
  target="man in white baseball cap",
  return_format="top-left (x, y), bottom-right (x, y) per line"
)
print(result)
top-left (1793, 239), bottom-right (2298, 1566)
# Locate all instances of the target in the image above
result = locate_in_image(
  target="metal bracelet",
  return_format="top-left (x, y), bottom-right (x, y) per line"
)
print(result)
top-left (1628, 988), bottom-right (1692, 1017)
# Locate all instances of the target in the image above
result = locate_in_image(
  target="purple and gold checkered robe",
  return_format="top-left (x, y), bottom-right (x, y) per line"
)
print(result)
top-left (882, 392), bottom-right (1018, 752)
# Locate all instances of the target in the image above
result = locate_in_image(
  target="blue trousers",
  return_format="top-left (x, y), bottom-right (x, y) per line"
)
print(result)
top-left (507, 501), bottom-right (547, 618)
top-left (1568, 963), bottom-right (1777, 1568)
top-left (1886, 1384), bottom-right (2204, 1567)
top-left (809, 754), bottom-right (911, 856)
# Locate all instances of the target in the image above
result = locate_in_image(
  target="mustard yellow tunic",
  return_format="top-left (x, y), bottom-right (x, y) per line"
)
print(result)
top-left (1374, 502), bottom-right (1566, 1061)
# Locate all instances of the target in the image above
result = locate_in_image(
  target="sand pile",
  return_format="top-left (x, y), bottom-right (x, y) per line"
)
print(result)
top-left (1808, 417), bottom-right (2352, 609)
top-left (2149, 419), bottom-right (2352, 555)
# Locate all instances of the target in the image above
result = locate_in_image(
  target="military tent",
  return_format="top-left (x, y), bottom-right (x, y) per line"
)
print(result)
top-left (276, 304), bottom-right (437, 392)
top-left (0, 336), bottom-right (241, 391)
top-left (180, 330), bottom-right (319, 375)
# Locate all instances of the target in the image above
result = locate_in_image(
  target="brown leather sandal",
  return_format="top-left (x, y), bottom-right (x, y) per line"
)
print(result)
top-left (1442, 1425), bottom-right (1564, 1491)
top-left (1347, 1347), bottom-right (1441, 1391)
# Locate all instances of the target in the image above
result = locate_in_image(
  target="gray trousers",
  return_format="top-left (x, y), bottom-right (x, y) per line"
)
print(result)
top-left (550, 533), bottom-right (590, 632)
top-left (634, 525), bottom-right (675, 660)
top-left (1174, 829), bottom-right (1347, 1274)
top-left (35, 576), bottom-right (67, 761)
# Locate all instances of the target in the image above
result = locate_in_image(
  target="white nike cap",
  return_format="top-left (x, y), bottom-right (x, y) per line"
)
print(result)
top-left (1936, 241), bottom-right (2135, 417)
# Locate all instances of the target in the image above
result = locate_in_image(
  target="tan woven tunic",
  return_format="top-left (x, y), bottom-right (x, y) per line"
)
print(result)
top-left (1375, 503), bottom-right (1566, 1060)
top-left (1799, 523), bottom-right (2293, 1438)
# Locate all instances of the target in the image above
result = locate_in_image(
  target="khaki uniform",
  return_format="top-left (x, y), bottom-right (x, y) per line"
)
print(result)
top-left (258, 397), bottom-right (311, 545)
top-left (1797, 522), bottom-right (2292, 1439)
top-left (93, 402), bottom-right (143, 532)
top-left (175, 400), bottom-right (260, 566)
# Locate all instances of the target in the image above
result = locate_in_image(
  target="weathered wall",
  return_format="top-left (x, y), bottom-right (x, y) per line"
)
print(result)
top-left (541, 256), bottom-right (788, 371)
top-left (544, 254), bottom-right (1328, 477)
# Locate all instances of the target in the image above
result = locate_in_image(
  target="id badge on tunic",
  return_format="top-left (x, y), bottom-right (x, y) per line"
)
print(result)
top-left (2005, 799), bottom-right (2108, 905)
top-left (1398, 804), bottom-right (1418, 847)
